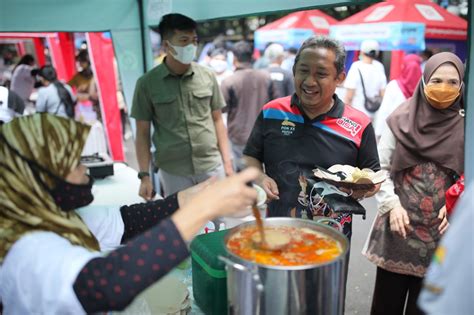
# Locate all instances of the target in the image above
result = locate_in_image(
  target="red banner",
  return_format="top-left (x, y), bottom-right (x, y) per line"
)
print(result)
top-left (32, 38), bottom-right (46, 66)
top-left (47, 35), bottom-right (68, 81)
top-left (86, 32), bottom-right (124, 161)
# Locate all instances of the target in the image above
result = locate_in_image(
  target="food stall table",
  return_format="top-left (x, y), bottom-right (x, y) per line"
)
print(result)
top-left (86, 162), bottom-right (150, 206)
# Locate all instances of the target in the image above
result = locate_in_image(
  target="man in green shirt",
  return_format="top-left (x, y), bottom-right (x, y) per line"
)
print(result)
top-left (131, 13), bottom-right (233, 200)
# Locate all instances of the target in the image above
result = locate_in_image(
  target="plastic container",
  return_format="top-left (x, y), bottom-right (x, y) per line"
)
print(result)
top-left (190, 230), bottom-right (228, 315)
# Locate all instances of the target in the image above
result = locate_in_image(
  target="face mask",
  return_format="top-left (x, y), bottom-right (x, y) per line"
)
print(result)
top-left (423, 79), bottom-right (462, 109)
top-left (49, 175), bottom-right (94, 211)
top-left (27, 160), bottom-right (95, 211)
top-left (168, 42), bottom-right (197, 65)
top-left (210, 59), bottom-right (228, 74)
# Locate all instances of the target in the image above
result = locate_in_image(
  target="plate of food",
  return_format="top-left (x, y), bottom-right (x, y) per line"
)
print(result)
top-left (312, 165), bottom-right (387, 190)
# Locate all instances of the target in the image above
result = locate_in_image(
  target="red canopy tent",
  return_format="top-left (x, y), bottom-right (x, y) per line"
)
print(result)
top-left (254, 10), bottom-right (338, 50)
top-left (0, 32), bottom-right (75, 80)
top-left (259, 9), bottom-right (338, 34)
top-left (337, 0), bottom-right (468, 79)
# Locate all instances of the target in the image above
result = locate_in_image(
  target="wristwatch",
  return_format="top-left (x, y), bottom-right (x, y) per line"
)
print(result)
top-left (137, 171), bottom-right (150, 180)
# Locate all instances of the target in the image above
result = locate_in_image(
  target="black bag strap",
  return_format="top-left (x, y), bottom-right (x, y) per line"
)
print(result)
top-left (357, 68), bottom-right (369, 101)
top-left (54, 101), bottom-right (62, 115)
top-left (53, 86), bottom-right (63, 115)
top-left (55, 82), bottom-right (74, 117)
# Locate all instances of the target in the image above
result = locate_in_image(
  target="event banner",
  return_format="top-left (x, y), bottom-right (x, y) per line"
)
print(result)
top-left (330, 22), bottom-right (425, 51)
top-left (254, 29), bottom-right (314, 50)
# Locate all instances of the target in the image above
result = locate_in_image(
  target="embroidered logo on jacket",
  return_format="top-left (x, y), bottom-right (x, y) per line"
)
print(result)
top-left (336, 117), bottom-right (362, 137)
top-left (281, 119), bottom-right (296, 136)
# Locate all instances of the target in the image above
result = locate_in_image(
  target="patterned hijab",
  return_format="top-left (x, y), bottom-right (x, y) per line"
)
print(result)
top-left (387, 52), bottom-right (465, 175)
top-left (0, 114), bottom-right (99, 262)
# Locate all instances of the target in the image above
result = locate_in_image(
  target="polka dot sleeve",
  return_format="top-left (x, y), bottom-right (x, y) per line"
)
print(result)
top-left (73, 218), bottom-right (189, 312)
top-left (120, 193), bottom-right (179, 243)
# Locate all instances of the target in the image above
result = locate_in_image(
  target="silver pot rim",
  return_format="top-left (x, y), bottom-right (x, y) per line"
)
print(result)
top-left (223, 217), bottom-right (350, 270)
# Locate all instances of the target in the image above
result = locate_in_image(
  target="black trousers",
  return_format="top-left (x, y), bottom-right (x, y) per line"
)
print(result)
top-left (371, 267), bottom-right (425, 315)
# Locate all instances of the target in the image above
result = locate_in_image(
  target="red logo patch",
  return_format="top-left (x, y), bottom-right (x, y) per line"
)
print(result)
top-left (336, 117), bottom-right (362, 137)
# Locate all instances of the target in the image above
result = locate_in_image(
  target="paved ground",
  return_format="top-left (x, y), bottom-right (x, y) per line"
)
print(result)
top-left (122, 137), bottom-right (378, 314)
top-left (346, 196), bottom-right (378, 314)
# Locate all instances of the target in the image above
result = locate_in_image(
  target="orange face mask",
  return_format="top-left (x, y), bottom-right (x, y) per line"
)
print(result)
top-left (423, 82), bottom-right (461, 109)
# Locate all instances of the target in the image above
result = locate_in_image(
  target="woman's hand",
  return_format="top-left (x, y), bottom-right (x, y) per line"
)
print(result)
top-left (197, 168), bottom-right (260, 217)
top-left (177, 177), bottom-right (217, 207)
top-left (438, 205), bottom-right (449, 235)
top-left (172, 168), bottom-right (260, 241)
top-left (259, 174), bottom-right (279, 201)
top-left (389, 206), bottom-right (410, 238)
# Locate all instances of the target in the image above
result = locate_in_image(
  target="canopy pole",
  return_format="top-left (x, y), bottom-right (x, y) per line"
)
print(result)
top-left (465, 0), bottom-right (473, 187)
top-left (138, 0), bottom-right (148, 73)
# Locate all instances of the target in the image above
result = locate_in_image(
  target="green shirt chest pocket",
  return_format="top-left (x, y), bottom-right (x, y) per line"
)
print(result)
top-left (190, 89), bottom-right (213, 118)
top-left (151, 95), bottom-right (181, 128)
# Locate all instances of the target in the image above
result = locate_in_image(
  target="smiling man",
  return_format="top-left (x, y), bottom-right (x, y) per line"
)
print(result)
top-left (243, 36), bottom-right (380, 238)
top-left (131, 13), bottom-right (233, 200)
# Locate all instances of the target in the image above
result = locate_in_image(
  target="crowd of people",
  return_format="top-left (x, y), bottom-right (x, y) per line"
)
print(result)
top-left (0, 51), bottom-right (98, 122)
top-left (0, 11), bottom-right (470, 315)
top-left (131, 13), bottom-right (468, 314)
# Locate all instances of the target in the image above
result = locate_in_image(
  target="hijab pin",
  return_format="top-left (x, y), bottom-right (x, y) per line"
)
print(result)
top-left (459, 109), bottom-right (465, 117)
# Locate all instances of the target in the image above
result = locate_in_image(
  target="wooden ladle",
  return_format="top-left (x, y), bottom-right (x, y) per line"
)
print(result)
top-left (251, 205), bottom-right (291, 251)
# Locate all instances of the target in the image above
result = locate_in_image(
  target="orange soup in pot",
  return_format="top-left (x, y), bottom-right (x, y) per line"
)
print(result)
top-left (226, 225), bottom-right (342, 266)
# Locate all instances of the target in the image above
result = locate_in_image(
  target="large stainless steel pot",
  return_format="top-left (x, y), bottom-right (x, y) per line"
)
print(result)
top-left (220, 217), bottom-right (349, 315)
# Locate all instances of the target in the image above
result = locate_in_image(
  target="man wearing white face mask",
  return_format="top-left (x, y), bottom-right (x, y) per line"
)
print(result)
top-left (208, 48), bottom-right (233, 85)
top-left (131, 13), bottom-right (233, 200)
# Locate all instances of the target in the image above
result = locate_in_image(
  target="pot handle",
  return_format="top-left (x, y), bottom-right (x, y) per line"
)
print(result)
top-left (314, 217), bottom-right (343, 232)
top-left (218, 256), bottom-right (264, 292)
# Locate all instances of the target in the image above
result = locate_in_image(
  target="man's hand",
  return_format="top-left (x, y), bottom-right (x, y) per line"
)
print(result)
top-left (139, 177), bottom-right (155, 201)
top-left (389, 206), bottom-right (410, 238)
top-left (259, 174), bottom-right (279, 201)
top-left (224, 159), bottom-right (234, 176)
top-left (135, 120), bottom-right (152, 199)
top-left (340, 183), bottom-right (380, 200)
top-left (438, 205), bottom-right (449, 235)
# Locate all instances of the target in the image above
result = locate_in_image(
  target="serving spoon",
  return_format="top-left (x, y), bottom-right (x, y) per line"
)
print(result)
top-left (251, 205), bottom-right (291, 251)
top-left (245, 180), bottom-right (291, 251)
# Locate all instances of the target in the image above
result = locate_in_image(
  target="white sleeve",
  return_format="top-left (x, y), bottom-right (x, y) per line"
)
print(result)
top-left (375, 127), bottom-right (402, 214)
top-left (344, 62), bottom-right (359, 90)
top-left (374, 81), bottom-right (406, 138)
top-left (0, 232), bottom-right (101, 315)
top-left (375, 61), bottom-right (387, 88)
top-left (379, 70), bottom-right (387, 90)
top-left (76, 205), bottom-right (125, 252)
top-left (35, 89), bottom-right (48, 113)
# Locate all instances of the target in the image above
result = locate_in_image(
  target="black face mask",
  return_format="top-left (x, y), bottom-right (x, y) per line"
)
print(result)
top-left (48, 175), bottom-right (94, 211)
top-left (28, 162), bottom-right (95, 212)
